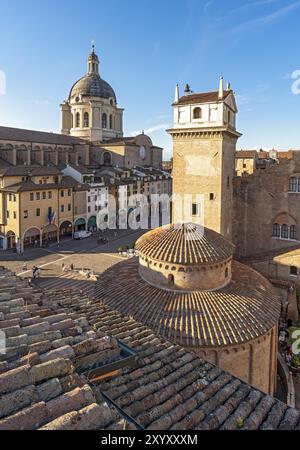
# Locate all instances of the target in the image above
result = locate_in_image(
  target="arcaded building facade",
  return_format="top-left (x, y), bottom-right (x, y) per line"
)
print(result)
top-left (0, 46), bottom-right (166, 251)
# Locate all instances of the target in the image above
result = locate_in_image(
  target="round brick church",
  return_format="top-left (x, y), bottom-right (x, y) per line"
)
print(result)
top-left (96, 223), bottom-right (281, 395)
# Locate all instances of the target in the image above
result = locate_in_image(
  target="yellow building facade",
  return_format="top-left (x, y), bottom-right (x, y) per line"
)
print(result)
top-left (0, 168), bottom-right (88, 251)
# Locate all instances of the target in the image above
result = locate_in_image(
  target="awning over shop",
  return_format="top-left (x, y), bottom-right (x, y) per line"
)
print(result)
top-left (75, 218), bottom-right (86, 227)
top-left (88, 216), bottom-right (97, 228)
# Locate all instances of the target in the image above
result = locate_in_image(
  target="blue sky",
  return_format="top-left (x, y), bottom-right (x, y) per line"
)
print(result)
top-left (0, 0), bottom-right (299, 160)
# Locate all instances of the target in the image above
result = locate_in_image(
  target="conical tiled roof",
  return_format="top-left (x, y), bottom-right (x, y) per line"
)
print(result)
top-left (95, 259), bottom-right (281, 348)
top-left (136, 223), bottom-right (235, 265)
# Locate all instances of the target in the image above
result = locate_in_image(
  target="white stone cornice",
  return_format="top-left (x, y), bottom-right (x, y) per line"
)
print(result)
top-left (167, 127), bottom-right (242, 140)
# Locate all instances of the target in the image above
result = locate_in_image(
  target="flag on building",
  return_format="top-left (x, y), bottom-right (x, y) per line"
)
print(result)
top-left (48, 211), bottom-right (57, 225)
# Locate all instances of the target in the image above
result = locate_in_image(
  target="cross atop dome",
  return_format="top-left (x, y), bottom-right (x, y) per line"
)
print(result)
top-left (87, 43), bottom-right (99, 75)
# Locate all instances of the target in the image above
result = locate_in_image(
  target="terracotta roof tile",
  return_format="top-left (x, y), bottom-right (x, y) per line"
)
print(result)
top-left (136, 223), bottom-right (235, 265)
top-left (236, 150), bottom-right (258, 159)
top-left (174, 90), bottom-right (231, 106)
top-left (0, 269), bottom-right (298, 430)
top-left (0, 165), bottom-right (61, 177)
top-left (0, 126), bottom-right (84, 146)
top-left (95, 258), bottom-right (280, 348)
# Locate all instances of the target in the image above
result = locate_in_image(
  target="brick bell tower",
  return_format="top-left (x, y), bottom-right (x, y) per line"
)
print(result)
top-left (167, 78), bottom-right (241, 241)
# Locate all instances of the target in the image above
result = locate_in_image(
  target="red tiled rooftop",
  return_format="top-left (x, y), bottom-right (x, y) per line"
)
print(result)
top-left (174, 91), bottom-right (231, 106)
top-left (95, 258), bottom-right (281, 348)
top-left (136, 224), bottom-right (235, 265)
top-left (0, 268), bottom-right (298, 430)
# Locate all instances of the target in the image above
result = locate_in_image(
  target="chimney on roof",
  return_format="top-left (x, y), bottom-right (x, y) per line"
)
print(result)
top-left (218, 76), bottom-right (224, 100)
top-left (184, 84), bottom-right (191, 95)
top-left (174, 83), bottom-right (179, 102)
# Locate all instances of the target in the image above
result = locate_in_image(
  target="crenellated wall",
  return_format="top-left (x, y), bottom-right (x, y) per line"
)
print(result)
top-left (233, 152), bottom-right (300, 258)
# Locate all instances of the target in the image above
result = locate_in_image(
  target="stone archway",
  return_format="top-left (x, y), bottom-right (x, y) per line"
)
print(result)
top-left (103, 152), bottom-right (112, 166)
top-left (6, 231), bottom-right (16, 249)
top-left (74, 218), bottom-right (86, 232)
top-left (87, 216), bottom-right (97, 232)
top-left (23, 227), bottom-right (41, 248)
top-left (168, 274), bottom-right (175, 286)
top-left (42, 224), bottom-right (58, 244)
top-left (59, 221), bottom-right (73, 239)
top-left (16, 145), bottom-right (28, 165)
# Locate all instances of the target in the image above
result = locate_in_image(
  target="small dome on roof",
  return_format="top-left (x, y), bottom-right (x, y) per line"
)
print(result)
top-left (136, 223), bottom-right (235, 265)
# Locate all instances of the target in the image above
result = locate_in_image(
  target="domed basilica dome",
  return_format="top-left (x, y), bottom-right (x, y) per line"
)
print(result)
top-left (69, 75), bottom-right (116, 102)
top-left (69, 46), bottom-right (116, 102)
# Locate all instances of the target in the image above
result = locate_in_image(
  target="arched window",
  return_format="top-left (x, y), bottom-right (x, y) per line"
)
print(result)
top-left (102, 113), bottom-right (107, 129)
top-left (109, 114), bottom-right (113, 129)
top-left (289, 177), bottom-right (297, 192)
top-left (225, 268), bottom-right (229, 278)
top-left (273, 223), bottom-right (280, 238)
top-left (193, 107), bottom-right (202, 119)
top-left (281, 224), bottom-right (289, 239)
top-left (84, 112), bottom-right (89, 128)
top-left (103, 152), bottom-right (112, 166)
top-left (168, 274), bottom-right (174, 286)
top-left (290, 225), bottom-right (297, 240)
top-left (228, 111), bottom-right (231, 124)
top-left (75, 112), bottom-right (80, 128)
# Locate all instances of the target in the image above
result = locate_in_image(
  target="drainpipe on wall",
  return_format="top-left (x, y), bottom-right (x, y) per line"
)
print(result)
top-left (19, 193), bottom-right (23, 254)
top-left (72, 190), bottom-right (75, 235)
top-left (57, 186), bottom-right (60, 243)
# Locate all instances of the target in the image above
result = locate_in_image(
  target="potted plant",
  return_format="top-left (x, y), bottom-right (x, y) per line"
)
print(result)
top-left (291, 356), bottom-right (300, 375)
